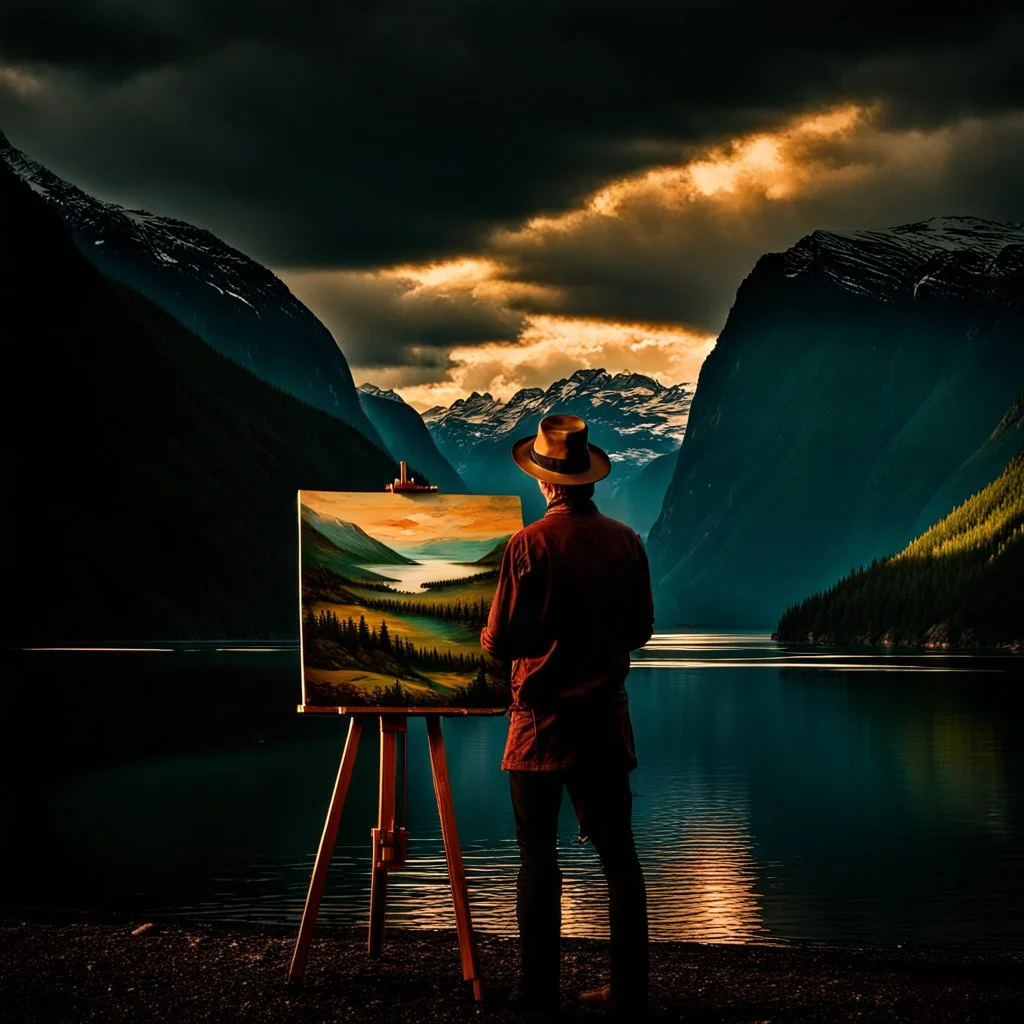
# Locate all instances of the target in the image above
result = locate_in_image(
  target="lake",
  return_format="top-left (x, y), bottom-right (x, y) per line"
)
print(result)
top-left (4, 632), bottom-right (1024, 948)
top-left (366, 560), bottom-right (485, 590)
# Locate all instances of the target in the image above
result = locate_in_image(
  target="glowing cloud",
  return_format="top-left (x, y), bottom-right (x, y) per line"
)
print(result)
top-left (368, 314), bottom-right (714, 410)
top-left (284, 101), bottom-right (1024, 406)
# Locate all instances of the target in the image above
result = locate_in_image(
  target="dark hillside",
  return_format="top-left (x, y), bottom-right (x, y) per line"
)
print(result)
top-left (1, 164), bottom-right (397, 642)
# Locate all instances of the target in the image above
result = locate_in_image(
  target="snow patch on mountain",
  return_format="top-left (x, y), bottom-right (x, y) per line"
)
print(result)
top-left (424, 368), bottom-right (694, 478)
top-left (358, 383), bottom-right (406, 404)
top-left (781, 216), bottom-right (1024, 305)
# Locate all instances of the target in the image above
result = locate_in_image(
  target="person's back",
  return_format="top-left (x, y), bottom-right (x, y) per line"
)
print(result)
top-left (501, 504), bottom-right (653, 706)
top-left (481, 413), bottom-right (652, 1016)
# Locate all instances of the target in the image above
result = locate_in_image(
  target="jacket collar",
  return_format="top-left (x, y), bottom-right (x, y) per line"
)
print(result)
top-left (544, 496), bottom-right (599, 516)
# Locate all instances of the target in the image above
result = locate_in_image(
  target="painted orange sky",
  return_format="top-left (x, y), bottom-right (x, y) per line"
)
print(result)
top-left (300, 491), bottom-right (523, 547)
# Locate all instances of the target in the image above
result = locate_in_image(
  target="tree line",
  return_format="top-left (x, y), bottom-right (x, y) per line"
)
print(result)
top-left (775, 450), bottom-right (1023, 648)
top-left (421, 568), bottom-right (500, 591)
top-left (304, 608), bottom-right (488, 672)
top-left (355, 593), bottom-right (492, 628)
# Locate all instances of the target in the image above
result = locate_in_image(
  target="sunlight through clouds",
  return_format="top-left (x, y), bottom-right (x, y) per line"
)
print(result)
top-left (282, 102), bottom-right (1024, 405)
top-left (510, 104), bottom-right (870, 237)
top-left (365, 315), bottom-right (715, 410)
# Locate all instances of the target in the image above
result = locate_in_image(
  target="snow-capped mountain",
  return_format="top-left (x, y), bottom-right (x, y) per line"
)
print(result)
top-left (424, 369), bottom-right (693, 473)
top-left (422, 369), bottom-right (694, 525)
top-left (358, 383), bottom-right (404, 404)
top-left (782, 216), bottom-right (1024, 302)
top-left (648, 215), bottom-right (1024, 627)
top-left (0, 131), bottom-right (382, 446)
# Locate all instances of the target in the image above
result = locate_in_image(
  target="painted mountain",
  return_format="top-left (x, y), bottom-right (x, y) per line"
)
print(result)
top-left (299, 491), bottom-right (523, 708)
top-left (774, 446), bottom-right (1024, 649)
top-left (423, 369), bottom-right (693, 525)
top-left (301, 504), bottom-right (416, 583)
top-left (1, 160), bottom-right (399, 643)
top-left (0, 131), bottom-right (383, 448)
top-left (647, 216), bottom-right (1024, 627)
top-left (357, 384), bottom-right (466, 493)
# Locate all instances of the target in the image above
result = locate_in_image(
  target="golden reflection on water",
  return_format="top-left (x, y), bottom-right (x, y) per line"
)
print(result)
top-left (644, 819), bottom-right (765, 943)
top-left (357, 776), bottom-right (768, 944)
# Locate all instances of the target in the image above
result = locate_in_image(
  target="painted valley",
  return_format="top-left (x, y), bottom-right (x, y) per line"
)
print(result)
top-left (299, 491), bottom-right (523, 709)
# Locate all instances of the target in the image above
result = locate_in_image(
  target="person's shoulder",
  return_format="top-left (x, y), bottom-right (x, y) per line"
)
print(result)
top-left (505, 520), bottom-right (549, 553)
top-left (593, 511), bottom-right (644, 545)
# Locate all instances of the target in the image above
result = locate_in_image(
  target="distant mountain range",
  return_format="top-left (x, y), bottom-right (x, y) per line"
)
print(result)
top-left (400, 536), bottom-right (505, 562)
top-left (421, 369), bottom-right (693, 524)
top-left (357, 384), bottom-right (466, 493)
top-left (648, 216), bottom-right (1024, 628)
top-left (1, 160), bottom-right (398, 642)
top-left (775, 444), bottom-right (1023, 649)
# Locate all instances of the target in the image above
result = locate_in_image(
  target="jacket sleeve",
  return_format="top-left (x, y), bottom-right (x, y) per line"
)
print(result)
top-left (480, 533), bottom-right (543, 660)
top-left (624, 536), bottom-right (655, 651)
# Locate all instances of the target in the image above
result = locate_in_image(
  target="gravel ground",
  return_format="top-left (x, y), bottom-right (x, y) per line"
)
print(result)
top-left (2, 918), bottom-right (1024, 1023)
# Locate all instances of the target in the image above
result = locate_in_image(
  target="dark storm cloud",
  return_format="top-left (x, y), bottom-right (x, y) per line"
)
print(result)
top-left (1, 0), bottom-right (1022, 270)
top-left (487, 117), bottom-right (1024, 333)
top-left (283, 269), bottom-right (525, 367)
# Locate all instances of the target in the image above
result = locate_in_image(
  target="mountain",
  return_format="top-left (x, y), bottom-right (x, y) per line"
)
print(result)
top-left (357, 384), bottom-right (466, 493)
top-left (1, 161), bottom-right (399, 643)
top-left (774, 448), bottom-right (1024, 649)
top-left (912, 391), bottom-right (1024, 536)
top-left (466, 535), bottom-right (513, 565)
top-left (647, 216), bottom-right (1024, 627)
top-left (423, 369), bottom-right (693, 523)
top-left (0, 131), bottom-right (384, 448)
top-left (401, 537), bottom-right (505, 561)
top-left (300, 506), bottom-right (416, 565)
top-left (603, 449), bottom-right (680, 538)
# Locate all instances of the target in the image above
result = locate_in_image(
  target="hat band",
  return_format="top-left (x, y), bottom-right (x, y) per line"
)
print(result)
top-left (529, 443), bottom-right (591, 475)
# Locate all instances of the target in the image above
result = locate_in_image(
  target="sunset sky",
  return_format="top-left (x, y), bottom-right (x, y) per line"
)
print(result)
top-left (303, 491), bottom-right (523, 549)
top-left (2, 2), bottom-right (1021, 409)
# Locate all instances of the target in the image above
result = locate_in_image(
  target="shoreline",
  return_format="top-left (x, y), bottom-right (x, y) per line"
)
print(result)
top-left (4, 916), bottom-right (1023, 1023)
top-left (768, 633), bottom-right (1024, 654)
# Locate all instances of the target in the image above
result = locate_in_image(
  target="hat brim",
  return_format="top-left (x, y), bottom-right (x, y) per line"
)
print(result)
top-left (510, 435), bottom-right (612, 485)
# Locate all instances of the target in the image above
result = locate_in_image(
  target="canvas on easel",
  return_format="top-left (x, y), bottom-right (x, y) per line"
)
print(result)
top-left (298, 490), bottom-right (523, 712)
top-left (290, 487), bottom-right (525, 1001)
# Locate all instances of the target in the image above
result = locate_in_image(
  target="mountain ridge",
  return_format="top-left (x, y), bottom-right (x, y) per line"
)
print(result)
top-left (356, 383), bottom-right (466, 493)
top-left (1, 159), bottom-right (398, 642)
top-left (421, 368), bottom-right (692, 524)
top-left (0, 130), bottom-right (385, 448)
top-left (647, 215), bottom-right (1024, 627)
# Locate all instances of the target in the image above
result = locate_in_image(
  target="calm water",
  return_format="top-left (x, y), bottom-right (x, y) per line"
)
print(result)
top-left (5, 633), bottom-right (1024, 948)
top-left (366, 559), bottom-right (475, 590)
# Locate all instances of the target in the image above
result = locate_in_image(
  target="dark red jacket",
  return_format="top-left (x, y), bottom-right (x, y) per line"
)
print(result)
top-left (480, 497), bottom-right (654, 771)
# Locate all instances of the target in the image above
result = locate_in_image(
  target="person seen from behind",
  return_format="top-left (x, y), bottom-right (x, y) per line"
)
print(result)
top-left (481, 413), bottom-right (653, 1016)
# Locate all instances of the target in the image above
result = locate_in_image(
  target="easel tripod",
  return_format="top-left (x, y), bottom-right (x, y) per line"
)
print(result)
top-left (287, 712), bottom-right (484, 1002)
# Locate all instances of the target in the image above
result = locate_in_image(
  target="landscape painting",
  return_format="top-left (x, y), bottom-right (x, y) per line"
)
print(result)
top-left (299, 490), bottom-right (523, 710)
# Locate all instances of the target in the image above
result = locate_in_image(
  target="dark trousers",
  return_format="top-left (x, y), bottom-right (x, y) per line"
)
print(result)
top-left (509, 768), bottom-right (649, 1002)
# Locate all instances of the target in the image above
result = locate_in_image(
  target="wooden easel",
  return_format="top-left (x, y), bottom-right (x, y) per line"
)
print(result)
top-left (287, 711), bottom-right (484, 1002)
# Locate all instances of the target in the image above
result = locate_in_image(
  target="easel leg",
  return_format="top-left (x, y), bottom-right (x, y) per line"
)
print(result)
top-left (368, 715), bottom-right (404, 956)
top-left (288, 717), bottom-right (362, 984)
top-left (426, 715), bottom-right (485, 1003)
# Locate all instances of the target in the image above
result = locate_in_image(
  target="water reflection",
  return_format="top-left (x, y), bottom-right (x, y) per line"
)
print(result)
top-left (4, 635), bottom-right (1024, 948)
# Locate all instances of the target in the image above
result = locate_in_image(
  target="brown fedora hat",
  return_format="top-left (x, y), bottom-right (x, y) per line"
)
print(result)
top-left (511, 413), bottom-right (611, 485)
